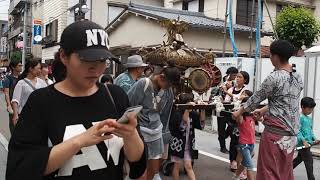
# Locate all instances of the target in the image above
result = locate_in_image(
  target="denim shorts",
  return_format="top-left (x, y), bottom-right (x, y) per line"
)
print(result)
top-left (238, 144), bottom-right (255, 170)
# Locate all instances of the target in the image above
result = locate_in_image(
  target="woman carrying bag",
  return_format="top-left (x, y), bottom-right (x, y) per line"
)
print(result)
top-left (6, 20), bottom-right (147, 180)
top-left (11, 59), bottom-right (47, 126)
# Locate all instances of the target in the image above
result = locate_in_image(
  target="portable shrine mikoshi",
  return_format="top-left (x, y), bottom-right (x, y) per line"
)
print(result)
top-left (137, 19), bottom-right (222, 97)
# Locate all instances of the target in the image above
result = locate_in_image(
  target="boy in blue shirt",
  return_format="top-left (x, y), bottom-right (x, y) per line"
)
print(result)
top-left (293, 97), bottom-right (320, 180)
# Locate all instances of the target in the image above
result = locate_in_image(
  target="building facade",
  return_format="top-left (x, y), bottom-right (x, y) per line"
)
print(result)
top-left (8, 0), bottom-right (320, 62)
top-left (8, 0), bottom-right (32, 60)
top-left (0, 20), bottom-right (8, 62)
top-left (168, 0), bottom-right (320, 46)
top-left (41, 0), bottom-right (67, 61)
top-left (39, 0), bottom-right (162, 62)
top-left (30, 0), bottom-right (44, 58)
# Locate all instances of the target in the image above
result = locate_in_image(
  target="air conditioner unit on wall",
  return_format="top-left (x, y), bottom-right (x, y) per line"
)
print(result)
top-left (42, 35), bottom-right (53, 45)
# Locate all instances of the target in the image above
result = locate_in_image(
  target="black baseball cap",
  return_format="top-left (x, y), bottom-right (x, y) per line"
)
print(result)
top-left (60, 20), bottom-right (120, 63)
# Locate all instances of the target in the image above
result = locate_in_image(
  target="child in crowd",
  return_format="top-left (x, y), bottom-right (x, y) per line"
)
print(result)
top-left (100, 74), bottom-right (114, 85)
top-left (233, 91), bottom-right (256, 180)
top-left (293, 97), bottom-right (320, 180)
top-left (239, 90), bottom-right (253, 102)
top-left (169, 93), bottom-right (206, 180)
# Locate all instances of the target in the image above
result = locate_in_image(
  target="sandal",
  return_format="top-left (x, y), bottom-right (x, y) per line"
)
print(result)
top-left (230, 161), bottom-right (238, 172)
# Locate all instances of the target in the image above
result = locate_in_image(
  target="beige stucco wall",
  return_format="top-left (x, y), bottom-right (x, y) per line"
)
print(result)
top-left (183, 29), bottom-right (255, 53)
top-left (281, 0), bottom-right (313, 6)
top-left (42, 45), bottom-right (60, 61)
top-left (172, 0), bottom-right (228, 21)
top-left (313, 0), bottom-right (320, 21)
top-left (42, 0), bottom-right (68, 60)
top-left (109, 15), bottom-right (255, 54)
top-left (43, 0), bottom-right (68, 43)
top-left (109, 15), bottom-right (166, 47)
top-left (204, 0), bottom-right (226, 21)
top-left (92, 0), bottom-right (163, 28)
top-left (261, 0), bottom-right (318, 46)
top-left (312, 0), bottom-right (320, 45)
top-left (261, 2), bottom-right (277, 46)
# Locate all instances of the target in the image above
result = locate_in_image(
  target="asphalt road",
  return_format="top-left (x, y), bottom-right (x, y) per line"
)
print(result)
top-left (0, 92), bottom-right (319, 180)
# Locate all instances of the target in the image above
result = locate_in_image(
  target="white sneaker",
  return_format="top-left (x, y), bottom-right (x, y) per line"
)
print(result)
top-left (153, 173), bottom-right (162, 180)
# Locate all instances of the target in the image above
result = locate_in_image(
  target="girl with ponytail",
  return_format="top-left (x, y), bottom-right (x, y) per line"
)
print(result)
top-left (51, 49), bottom-right (67, 83)
top-left (11, 59), bottom-right (47, 126)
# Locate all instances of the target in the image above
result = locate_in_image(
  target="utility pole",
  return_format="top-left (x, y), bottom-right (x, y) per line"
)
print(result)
top-left (249, 0), bottom-right (256, 57)
top-left (22, 2), bottom-right (28, 70)
top-left (263, 0), bottom-right (278, 39)
top-left (222, 0), bottom-right (229, 57)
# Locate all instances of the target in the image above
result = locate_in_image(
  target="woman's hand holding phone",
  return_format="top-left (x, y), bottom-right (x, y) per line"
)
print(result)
top-left (107, 106), bottom-right (142, 140)
top-left (109, 112), bottom-right (139, 140)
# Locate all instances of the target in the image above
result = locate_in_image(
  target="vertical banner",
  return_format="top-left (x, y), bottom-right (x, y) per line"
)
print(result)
top-left (33, 19), bottom-right (42, 44)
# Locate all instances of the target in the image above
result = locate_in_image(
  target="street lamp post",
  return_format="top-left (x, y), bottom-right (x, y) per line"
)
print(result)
top-left (75, 0), bottom-right (89, 21)
top-left (22, 2), bottom-right (28, 71)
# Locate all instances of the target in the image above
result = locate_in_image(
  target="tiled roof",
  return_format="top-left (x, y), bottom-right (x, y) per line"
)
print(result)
top-left (108, 3), bottom-right (272, 35)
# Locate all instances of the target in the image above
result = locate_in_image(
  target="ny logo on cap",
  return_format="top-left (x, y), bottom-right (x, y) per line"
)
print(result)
top-left (86, 29), bottom-right (109, 49)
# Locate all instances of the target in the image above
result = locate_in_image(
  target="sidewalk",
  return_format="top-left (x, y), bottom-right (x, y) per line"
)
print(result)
top-left (0, 140), bottom-right (7, 180)
top-left (311, 147), bottom-right (320, 157)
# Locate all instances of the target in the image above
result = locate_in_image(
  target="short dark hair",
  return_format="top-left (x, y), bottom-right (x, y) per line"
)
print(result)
top-left (159, 60), bottom-right (181, 86)
top-left (9, 59), bottom-right (22, 70)
top-left (270, 40), bottom-right (295, 63)
top-left (239, 71), bottom-right (250, 85)
top-left (226, 67), bottom-right (238, 75)
top-left (241, 90), bottom-right (253, 103)
top-left (144, 66), bottom-right (153, 74)
top-left (177, 93), bottom-right (194, 104)
top-left (301, 97), bottom-right (316, 108)
top-left (40, 63), bottom-right (48, 69)
top-left (52, 50), bottom-right (66, 83)
top-left (18, 59), bottom-right (41, 80)
top-left (244, 90), bottom-right (253, 97)
top-left (100, 74), bottom-right (113, 84)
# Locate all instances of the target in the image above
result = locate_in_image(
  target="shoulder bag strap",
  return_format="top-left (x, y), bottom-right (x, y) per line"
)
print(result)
top-left (23, 79), bottom-right (37, 91)
top-left (105, 84), bottom-right (118, 115)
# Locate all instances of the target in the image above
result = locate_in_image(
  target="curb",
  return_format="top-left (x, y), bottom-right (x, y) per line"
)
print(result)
top-left (311, 147), bottom-right (320, 158)
top-left (0, 133), bottom-right (8, 151)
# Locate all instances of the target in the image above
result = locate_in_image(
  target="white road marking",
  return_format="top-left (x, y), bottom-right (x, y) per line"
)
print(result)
top-left (199, 150), bottom-right (257, 172)
top-left (199, 150), bottom-right (230, 163)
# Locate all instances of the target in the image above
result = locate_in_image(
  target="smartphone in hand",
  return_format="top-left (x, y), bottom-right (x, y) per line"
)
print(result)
top-left (117, 105), bottom-right (143, 124)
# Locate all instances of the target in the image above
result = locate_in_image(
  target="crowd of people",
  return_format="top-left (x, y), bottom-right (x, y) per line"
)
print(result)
top-left (1, 20), bottom-right (319, 180)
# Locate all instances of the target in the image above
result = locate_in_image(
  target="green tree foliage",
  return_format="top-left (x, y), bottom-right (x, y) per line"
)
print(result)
top-left (10, 51), bottom-right (22, 62)
top-left (275, 6), bottom-right (320, 49)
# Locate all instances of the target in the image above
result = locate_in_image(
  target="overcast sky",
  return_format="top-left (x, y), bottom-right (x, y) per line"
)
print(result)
top-left (0, 0), bottom-right (9, 21)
